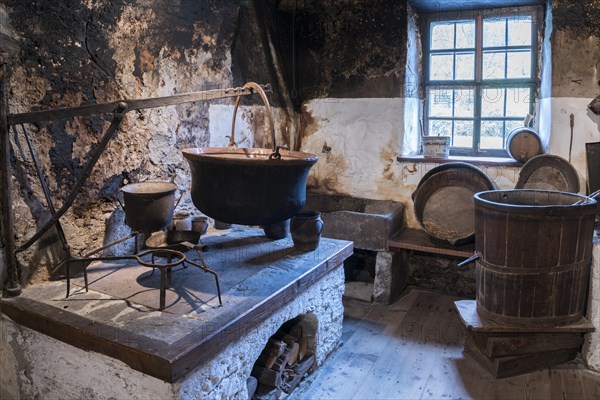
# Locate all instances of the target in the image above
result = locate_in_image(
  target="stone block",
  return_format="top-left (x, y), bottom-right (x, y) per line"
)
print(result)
top-left (373, 251), bottom-right (408, 304)
top-left (304, 193), bottom-right (404, 251)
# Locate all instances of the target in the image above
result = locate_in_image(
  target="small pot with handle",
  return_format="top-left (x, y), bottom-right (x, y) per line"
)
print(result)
top-left (290, 211), bottom-right (324, 251)
top-left (118, 181), bottom-right (179, 232)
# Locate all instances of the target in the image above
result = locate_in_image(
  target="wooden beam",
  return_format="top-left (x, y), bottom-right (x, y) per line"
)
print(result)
top-left (0, 57), bottom-right (18, 293)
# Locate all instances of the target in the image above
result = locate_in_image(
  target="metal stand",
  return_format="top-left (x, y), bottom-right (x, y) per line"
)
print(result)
top-left (62, 232), bottom-right (222, 311)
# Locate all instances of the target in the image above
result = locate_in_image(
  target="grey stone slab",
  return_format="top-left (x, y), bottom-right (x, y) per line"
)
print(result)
top-left (304, 193), bottom-right (404, 251)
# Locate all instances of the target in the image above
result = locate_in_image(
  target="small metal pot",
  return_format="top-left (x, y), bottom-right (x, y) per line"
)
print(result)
top-left (290, 211), bottom-right (324, 251)
top-left (119, 182), bottom-right (178, 232)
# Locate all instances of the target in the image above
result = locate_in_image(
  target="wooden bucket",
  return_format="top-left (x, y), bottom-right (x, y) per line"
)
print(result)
top-left (422, 136), bottom-right (450, 158)
top-left (474, 190), bottom-right (597, 326)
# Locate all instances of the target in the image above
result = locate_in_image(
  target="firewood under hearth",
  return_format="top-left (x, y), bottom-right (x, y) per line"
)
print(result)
top-left (250, 327), bottom-right (316, 399)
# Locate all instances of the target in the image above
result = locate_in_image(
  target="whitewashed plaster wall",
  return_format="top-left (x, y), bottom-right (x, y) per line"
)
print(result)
top-left (299, 98), bottom-right (521, 228)
top-left (300, 98), bottom-right (404, 198)
top-left (547, 98), bottom-right (600, 191)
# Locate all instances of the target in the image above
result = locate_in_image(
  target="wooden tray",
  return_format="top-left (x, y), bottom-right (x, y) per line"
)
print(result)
top-left (515, 154), bottom-right (580, 193)
top-left (412, 163), bottom-right (496, 246)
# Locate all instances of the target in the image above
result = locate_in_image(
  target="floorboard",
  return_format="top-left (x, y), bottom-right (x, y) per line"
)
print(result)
top-left (290, 287), bottom-right (600, 400)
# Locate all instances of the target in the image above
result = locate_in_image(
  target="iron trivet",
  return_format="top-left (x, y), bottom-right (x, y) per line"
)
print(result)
top-left (60, 232), bottom-right (222, 311)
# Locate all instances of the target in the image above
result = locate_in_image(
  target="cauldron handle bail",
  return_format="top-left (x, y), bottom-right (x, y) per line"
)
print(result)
top-left (229, 82), bottom-right (277, 152)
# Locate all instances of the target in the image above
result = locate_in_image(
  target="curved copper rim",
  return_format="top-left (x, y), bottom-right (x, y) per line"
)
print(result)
top-left (182, 147), bottom-right (318, 164)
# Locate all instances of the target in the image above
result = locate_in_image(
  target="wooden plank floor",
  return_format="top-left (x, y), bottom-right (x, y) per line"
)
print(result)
top-left (290, 288), bottom-right (600, 400)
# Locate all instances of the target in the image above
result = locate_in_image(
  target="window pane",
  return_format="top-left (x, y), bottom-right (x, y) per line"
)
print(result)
top-left (454, 89), bottom-right (475, 118)
top-left (455, 21), bottom-right (475, 48)
top-left (507, 50), bottom-right (531, 78)
top-left (483, 18), bottom-right (506, 47)
top-left (430, 53), bottom-right (454, 80)
top-left (431, 22), bottom-right (455, 50)
top-left (454, 121), bottom-right (473, 147)
top-left (483, 51), bottom-right (506, 79)
top-left (429, 89), bottom-right (453, 117)
top-left (482, 87), bottom-right (505, 117)
top-left (455, 52), bottom-right (474, 80)
top-left (506, 87), bottom-right (531, 117)
top-left (508, 16), bottom-right (532, 46)
top-left (429, 119), bottom-right (453, 137)
top-left (480, 121), bottom-right (504, 149)
top-left (426, 13), bottom-right (536, 156)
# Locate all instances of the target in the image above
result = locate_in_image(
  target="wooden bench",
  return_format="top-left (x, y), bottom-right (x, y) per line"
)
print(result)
top-left (388, 228), bottom-right (475, 258)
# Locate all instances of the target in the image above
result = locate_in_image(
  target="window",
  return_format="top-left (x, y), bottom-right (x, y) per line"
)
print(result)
top-left (424, 8), bottom-right (539, 157)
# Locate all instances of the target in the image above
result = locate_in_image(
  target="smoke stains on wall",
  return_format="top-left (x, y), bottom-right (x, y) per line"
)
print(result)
top-left (231, 0), bottom-right (288, 109)
top-left (276, 0), bottom-right (407, 108)
top-left (1, 0), bottom-right (251, 283)
top-left (552, 0), bottom-right (600, 37)
top-left (7, 1), bottom-right (116, 107)
top-left (551, 0), bottom-right (600, 98)
top-left (7, 0), bottom-right (241, 194)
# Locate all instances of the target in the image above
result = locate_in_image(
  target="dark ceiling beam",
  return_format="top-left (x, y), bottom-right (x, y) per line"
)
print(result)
top-left (409, 0), bottom-right (545, 13)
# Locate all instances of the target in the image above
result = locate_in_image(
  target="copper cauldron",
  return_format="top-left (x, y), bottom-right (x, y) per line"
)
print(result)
top-left (182, 82), bottom-right (317, 226)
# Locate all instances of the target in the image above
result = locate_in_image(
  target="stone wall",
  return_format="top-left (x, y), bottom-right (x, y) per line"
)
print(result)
top-left (295, 0), bottom-right (599, 227)
top-left (0, 0), bottom-right (289, 290)
top-left (550, 2), bottom-right (600, 373)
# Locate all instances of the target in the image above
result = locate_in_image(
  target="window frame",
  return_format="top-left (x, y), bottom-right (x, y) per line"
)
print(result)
top-left (422, 6), bottom-right (542, 158)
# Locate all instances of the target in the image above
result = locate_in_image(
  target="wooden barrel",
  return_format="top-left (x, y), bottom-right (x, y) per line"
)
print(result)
top-left (506, 127), bottom-right (542, 162)
top-left (474, 190), bottom-right (597, 326)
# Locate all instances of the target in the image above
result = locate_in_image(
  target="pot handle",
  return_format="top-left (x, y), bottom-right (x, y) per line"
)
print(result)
top-left (230, 82), bottom-right (277, 151)
top-left (115, 189), bottom-right (125, 210)
top-left (573, 188), bottom-right (600, 205)
top-left (174, 189), bottom-right (186, 210)
top-left (316, 219), bottom-right (324, 235)
top-left (457, 253), bottom-right (480, 268)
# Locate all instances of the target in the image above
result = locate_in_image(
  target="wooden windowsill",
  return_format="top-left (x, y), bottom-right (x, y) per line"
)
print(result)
top-left (396, 155), bottom-right (524, 167)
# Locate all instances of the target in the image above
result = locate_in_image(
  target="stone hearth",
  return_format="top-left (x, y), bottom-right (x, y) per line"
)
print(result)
top-left (0, 227), bottom-right (352, 399)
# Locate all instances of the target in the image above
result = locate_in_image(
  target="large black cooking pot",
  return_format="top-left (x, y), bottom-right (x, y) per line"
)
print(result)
top-left (182, 147), bottom-right (317, 226)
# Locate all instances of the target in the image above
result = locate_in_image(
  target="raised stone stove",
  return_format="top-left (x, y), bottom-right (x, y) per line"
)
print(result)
top-left (0, 227), bottom-right (353, 399)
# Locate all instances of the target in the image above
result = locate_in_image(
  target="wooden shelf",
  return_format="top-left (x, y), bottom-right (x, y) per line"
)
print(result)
top-left (388, 228), bottom-right (475, 258)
